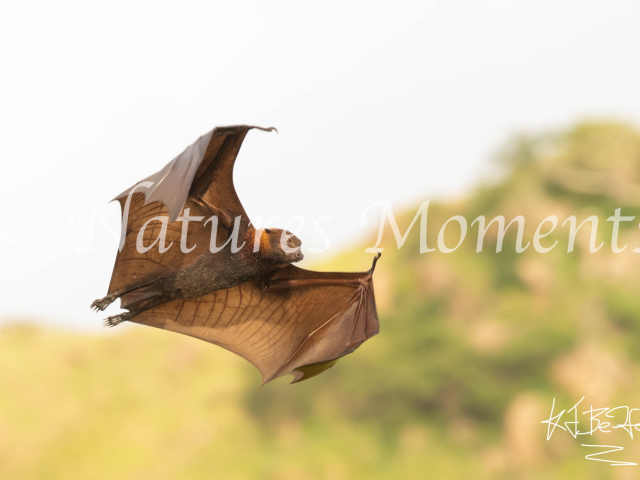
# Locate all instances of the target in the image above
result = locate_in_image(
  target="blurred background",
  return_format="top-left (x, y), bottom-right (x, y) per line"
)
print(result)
top-left (2, 1), bottom-right (640, 479)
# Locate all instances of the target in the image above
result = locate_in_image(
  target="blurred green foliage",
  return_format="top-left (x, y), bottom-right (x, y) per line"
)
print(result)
top-left (3, 122), bottom-right (640, 479)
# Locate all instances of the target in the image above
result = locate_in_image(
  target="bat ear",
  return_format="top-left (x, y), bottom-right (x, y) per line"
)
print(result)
top-left (264, 228), bottom-right (273, 234)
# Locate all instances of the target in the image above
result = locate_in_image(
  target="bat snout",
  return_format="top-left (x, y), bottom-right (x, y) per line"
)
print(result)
top-left (294, 250), bottom-right (304, 262)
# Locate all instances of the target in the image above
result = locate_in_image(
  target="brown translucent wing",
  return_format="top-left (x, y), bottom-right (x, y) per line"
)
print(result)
top-left (112, 125), bottom-right (276, 222)
top-left (107, 194), bottom-right (213, 303)
top-left (188, 125), bottom-right (276, 227)
top-left (128, 266), bottom-right (379, 384)
top-left (108, 125), bottom-right (275, 297)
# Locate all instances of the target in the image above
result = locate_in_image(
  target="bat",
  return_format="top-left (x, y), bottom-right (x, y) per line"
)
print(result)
top-left (91, 125), bottom-right (381, 384)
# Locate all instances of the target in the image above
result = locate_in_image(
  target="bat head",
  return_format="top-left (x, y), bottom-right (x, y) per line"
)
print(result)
top-left (260, 228), bottom-right (304, 264)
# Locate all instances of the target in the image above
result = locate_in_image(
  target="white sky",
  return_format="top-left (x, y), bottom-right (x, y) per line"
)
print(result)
top-left (1, 0), bottom-right (639, 327)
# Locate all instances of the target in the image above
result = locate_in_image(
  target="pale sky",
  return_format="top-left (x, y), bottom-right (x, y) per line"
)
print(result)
top-left (1, 0), bottom-right (639, 327)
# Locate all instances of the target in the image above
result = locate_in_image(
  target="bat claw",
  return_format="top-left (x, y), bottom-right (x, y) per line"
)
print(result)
top-left (91, 295), bottom-right (117, 312)
top-left (368, 252), bottom-right (381, 274)
top-left (103, 312), bottom-right (132, 328)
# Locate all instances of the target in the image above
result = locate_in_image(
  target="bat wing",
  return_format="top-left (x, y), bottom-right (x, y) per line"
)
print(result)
top-left (113, 125), bottom-right (276, 222)
top-left (128, 260), bottom-right (380, 384)
top-left (108, 125), bottom-right (275, 299)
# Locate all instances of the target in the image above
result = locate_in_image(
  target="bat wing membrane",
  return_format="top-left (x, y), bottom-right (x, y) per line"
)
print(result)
top-left (128, 265), bottom-right (379, 384)
top-left (108, 125), bottom-right (275, 298)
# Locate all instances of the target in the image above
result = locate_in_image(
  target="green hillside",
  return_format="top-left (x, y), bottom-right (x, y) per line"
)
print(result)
top-left (3, 122), bottom-right (640, 479)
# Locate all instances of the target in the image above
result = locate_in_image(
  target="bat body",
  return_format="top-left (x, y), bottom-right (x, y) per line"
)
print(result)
top-left (92, 125), bottom-right (380, 384)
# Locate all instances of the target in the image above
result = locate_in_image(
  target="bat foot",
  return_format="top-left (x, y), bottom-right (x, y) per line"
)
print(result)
top-left (91, 294), bottom-right (117, 312)
top-left (103, 312), bottom-right (132, 328)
